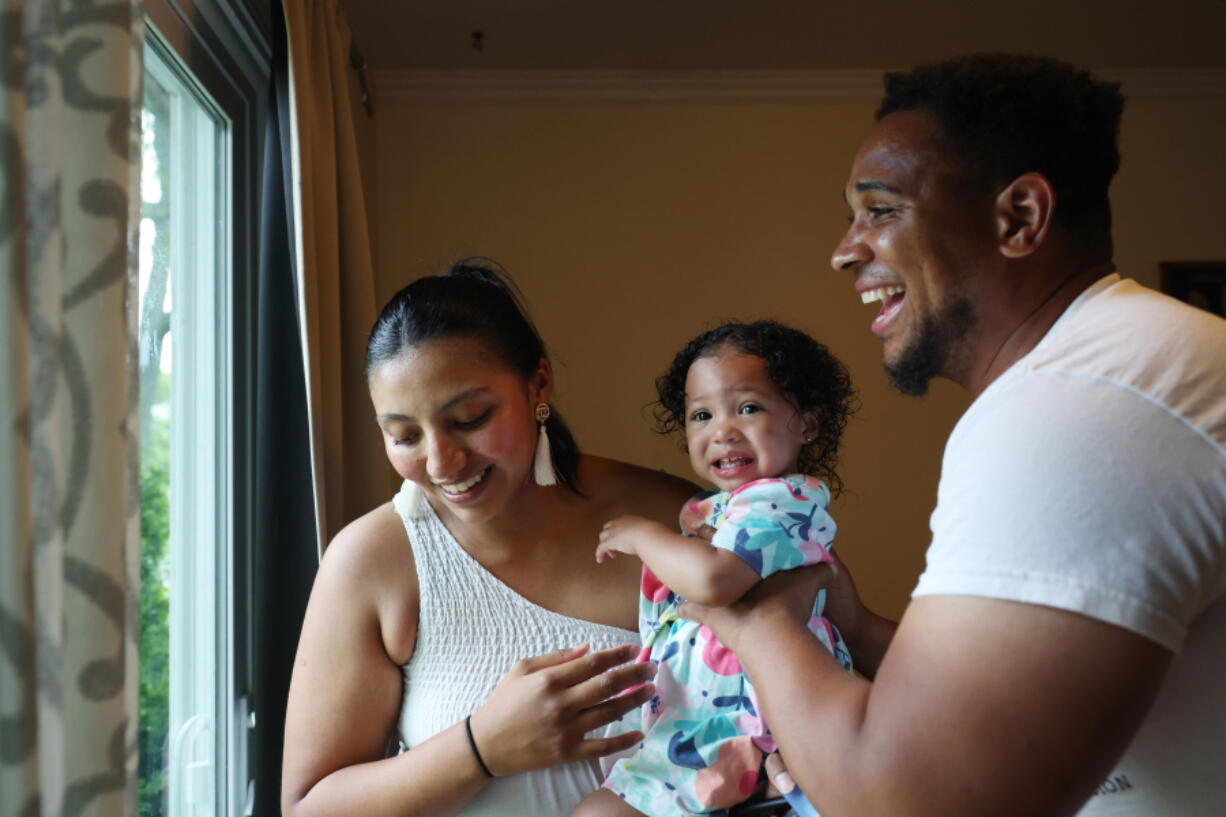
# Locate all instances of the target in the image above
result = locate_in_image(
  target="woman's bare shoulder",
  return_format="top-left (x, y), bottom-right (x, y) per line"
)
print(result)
top-left (321, 501), bottom-right (411, 578)
top-left (578, 455), bottom-right (698, 523)
top-left (316, 501), bottom-right (419, 662)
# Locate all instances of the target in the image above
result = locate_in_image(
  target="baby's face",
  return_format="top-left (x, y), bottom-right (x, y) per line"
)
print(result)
top-left (683, 350), bottom-right (811, 492)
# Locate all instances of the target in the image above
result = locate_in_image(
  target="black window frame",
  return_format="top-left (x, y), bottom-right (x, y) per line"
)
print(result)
top-left (142, 1), bottom-right (270, 814)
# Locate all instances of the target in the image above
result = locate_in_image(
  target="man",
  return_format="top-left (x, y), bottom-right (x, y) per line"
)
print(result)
top-left (685, 54), bottom-right (1226, 816)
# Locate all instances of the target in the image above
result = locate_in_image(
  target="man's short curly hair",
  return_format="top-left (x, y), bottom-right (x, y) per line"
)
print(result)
top-left (653, 321), bottom-right (856, 496)
top-left (878, 53), bottom-right (1124, 245)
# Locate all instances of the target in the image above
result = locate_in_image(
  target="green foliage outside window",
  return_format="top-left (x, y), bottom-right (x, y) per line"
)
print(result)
top-left (139, 77), bottom-right (172, 817)
top-left (139, 409), bottom-right (170, 817)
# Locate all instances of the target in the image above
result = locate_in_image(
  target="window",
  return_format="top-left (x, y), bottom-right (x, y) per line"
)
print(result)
top-left (138, 36), bottom-right (230, 817)
top-left (138, 2), bottom-right (269, 815)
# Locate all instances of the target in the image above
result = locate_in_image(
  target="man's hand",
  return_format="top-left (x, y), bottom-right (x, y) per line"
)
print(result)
top-left (678, 562), bottom-right (836, 653)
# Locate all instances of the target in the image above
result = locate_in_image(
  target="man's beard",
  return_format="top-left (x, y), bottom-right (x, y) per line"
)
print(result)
top-left (885, 297), bottom-right (977, 396)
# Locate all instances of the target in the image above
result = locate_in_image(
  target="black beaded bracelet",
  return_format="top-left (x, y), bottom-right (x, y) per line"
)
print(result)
top-left (464, 715), bottom-right (495, 778)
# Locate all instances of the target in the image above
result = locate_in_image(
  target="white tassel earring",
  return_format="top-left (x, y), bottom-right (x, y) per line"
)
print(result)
top-left (533, 402), bottom-right (558, 486)
top-left (396, 480), bottom-right (428, 520)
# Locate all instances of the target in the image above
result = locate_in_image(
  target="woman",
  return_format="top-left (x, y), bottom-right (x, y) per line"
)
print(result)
top-left (281, 261), bottom-right (695, 817)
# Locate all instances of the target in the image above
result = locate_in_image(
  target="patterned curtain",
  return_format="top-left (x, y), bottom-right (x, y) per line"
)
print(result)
top-left (1, 2), bottom-right (144, 816)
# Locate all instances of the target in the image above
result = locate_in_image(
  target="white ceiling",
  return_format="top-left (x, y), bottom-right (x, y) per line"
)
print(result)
top-left (342, 0), bottom-right (1226, 72)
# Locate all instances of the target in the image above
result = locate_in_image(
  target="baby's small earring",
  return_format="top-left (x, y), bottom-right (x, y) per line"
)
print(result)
top-left (533, 402), bottom-right (559, 486)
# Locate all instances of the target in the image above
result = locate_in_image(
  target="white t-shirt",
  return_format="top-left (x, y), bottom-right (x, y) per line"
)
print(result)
top-left (914, 274), bottom-right (1226, 815)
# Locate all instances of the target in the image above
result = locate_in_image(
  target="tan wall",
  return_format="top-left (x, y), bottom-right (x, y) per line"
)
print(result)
top-left (364, 92), bottom-right (1226, 620)
top-left (347, 61), bottom-right (378, 255)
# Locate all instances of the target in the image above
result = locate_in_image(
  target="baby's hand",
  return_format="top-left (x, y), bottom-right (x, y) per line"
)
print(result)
top-left (595, 515), bottom-right (665, 563)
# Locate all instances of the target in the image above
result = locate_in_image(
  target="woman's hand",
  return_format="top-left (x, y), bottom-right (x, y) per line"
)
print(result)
top-left (595, 515), bottom-right (671, 563)
top-left (468, 643), bottom-right (655, 776)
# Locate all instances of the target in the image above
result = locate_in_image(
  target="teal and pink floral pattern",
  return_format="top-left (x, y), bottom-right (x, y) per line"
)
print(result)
top-left (603, 476), bottom-right (852, 815)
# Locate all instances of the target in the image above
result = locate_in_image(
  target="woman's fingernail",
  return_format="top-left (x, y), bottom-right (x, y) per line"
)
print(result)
top-left (773, 771), bottom-right (796, 794)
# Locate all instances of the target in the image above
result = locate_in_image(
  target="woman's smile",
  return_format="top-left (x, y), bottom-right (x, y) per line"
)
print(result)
top-left (435, 465), bottom-right (492, 498)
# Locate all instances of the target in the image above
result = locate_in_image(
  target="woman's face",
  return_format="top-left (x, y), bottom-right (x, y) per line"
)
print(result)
top-left (369, 335), bottom-right (550, 524)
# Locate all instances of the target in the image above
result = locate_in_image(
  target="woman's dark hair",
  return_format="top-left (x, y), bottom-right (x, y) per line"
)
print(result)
top-left (654, 320), bottom-right (856, 496)
top-left (366, 258), bottom-right (582, 493)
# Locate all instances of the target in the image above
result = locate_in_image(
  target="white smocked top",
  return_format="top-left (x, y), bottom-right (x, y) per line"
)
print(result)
top-left (392, 480), bottom-right (638, 817)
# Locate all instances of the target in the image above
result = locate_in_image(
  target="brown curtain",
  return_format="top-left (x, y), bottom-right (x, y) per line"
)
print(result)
top-left (283, 0), bottom-right (385, 553)
top-left (1, 4), bottom-right (144, 814)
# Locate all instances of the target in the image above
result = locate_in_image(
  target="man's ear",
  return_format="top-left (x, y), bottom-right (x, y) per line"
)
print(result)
top-left (529, 357), bottom-right (553, 406)
top-left (995, 173), bottom-right (1055, 259)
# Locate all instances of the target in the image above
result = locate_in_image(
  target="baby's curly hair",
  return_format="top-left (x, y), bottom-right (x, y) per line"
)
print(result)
top-left (653, 321), bottom-right (856, 496)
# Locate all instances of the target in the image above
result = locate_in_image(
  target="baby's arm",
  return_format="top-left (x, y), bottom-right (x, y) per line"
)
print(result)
top-left (597, 515), bottom-right (759, 606)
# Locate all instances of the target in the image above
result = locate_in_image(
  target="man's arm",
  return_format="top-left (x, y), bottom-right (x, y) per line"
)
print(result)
top-left (598, 514), bottom-right (760, 606)
top-left (687, 589), bottom-right (1171, 817)
top-left (696, 364), bottom-right (1209, 814)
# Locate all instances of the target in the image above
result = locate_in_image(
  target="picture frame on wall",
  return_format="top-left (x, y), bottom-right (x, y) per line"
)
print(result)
top-left (1159, 262), bottom-right (1226, 318)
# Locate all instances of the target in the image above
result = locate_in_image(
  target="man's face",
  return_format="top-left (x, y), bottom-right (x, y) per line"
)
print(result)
top-left (831, 110), bottom-right (993, 395)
